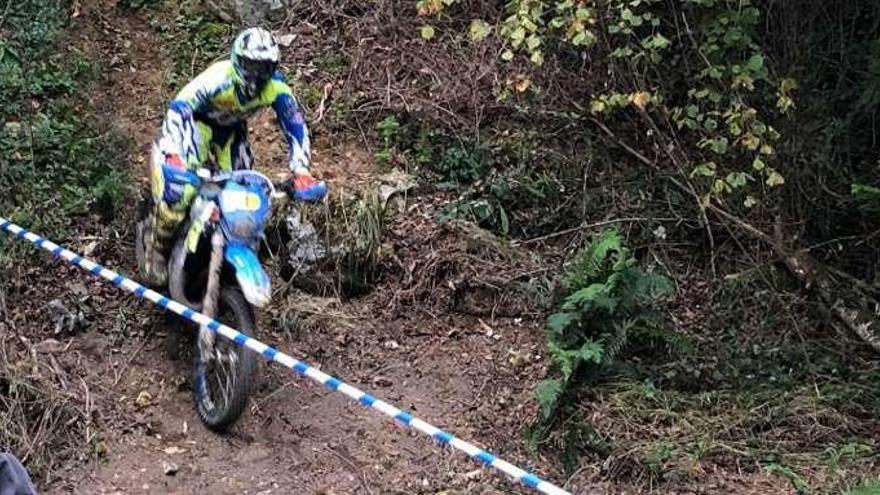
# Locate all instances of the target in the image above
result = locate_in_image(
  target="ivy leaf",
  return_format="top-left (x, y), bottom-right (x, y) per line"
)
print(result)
top-left (630, 91), bottom-right (651, 111)
top-left (691, 161), bottom-right (716, 178)
top-left (643, 33), bottom-right (670, 50)
top-left (746, 53), bottom-right (765, 74)
top-left (530, 49), bottom-right (544, 65)
top-left (728, 121), bottom-right (743, 136)
top-left (744, 196), bottom-right (758, 208)
top-left (469, 19), bottom-right (492, 42)
top-left (712, 179), bottom-right (730, 195)
top-left (575, 7), bottom-right (593, 20)
top-left (714, 138), bottom-right (729, 154)
top-left (419, 25), bottom-right (435, 40)
top-left (752, 157), bottom-right (766, 171)
top-left (741, 133), bottom-right (761, 150)
top-left (510, 26), bottom-right (526, 43)
top-left (766, 169), bottom-right (785, 187)
top-left (526, 34), bottom-right (541, 50)
top-left (726, 171), bottom-right (750, 189)
top-left (570, 30), bottom-right (589, 46)
top-left (501, 49), bottom-right (514, 61)
top-left (536, 379), bottom-right (564, 420)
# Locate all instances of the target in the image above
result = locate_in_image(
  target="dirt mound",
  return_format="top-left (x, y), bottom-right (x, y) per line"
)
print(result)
top-left (379, 212), bottom-right (550, 318)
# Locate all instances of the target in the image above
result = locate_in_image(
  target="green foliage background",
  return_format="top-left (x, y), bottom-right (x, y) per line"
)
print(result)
top-left (0, 0), bottom-right (130, 259)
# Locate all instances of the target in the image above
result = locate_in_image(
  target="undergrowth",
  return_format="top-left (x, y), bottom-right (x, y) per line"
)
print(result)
top-left (528, 229), bottom-right (676, 471)
top-left (0, 351), bottom-right (92, 486)
top-left (0, 0), bottom-right (130, 262)
top-left (377, 117), bottom-right (572, 237)
top-left (528, 255), bottom-right (880, 491)
top-left (148, 1), bottom-right (233, 89)
top-left (537, 229), bottom-right (674, 421)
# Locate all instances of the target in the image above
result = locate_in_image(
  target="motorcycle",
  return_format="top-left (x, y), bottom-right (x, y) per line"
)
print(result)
top-left (136, 154), bottom-right (290, 431)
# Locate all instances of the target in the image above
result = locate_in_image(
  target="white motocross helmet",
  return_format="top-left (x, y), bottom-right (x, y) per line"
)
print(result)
top-left (231, 27), bottom-right (280, 97)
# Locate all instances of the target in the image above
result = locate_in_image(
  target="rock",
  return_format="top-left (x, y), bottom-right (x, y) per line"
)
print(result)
top-left (373, 376), bottom-right (393, 387)
top-left (285, 210), bottom-right (327, 274)
top-left (463, 469), bottom-right (482, 480)
top-left (196, 0), bottom-right (292, 24)
top-left (82, 240), bottom-right (98, 257)
top-left (161, 460), bottom-right (179, 476)
top-left (67, 282), bottom-right (88, 296)
top-left (276, 33), bottom-right (296, 47)
top-left (378, 170), bottom-right (418, 212)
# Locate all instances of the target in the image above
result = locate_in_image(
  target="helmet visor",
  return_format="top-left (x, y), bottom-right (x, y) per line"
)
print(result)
top-left (239, 58), bottom-right (277, 84)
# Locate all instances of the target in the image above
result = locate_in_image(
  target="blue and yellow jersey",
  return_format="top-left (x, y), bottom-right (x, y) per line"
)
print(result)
top-left (160, 60), bottom-right (310, 172)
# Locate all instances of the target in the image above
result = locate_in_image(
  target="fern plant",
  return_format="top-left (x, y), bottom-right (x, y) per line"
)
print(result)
top-left (537, 229), bottom-right (673, 421)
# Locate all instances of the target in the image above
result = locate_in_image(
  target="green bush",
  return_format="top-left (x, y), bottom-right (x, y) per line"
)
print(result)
top-left (538, 229), bottom-right (673, 421)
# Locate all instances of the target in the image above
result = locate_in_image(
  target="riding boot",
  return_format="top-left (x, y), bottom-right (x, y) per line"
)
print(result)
top-left (142, 201), bottom-right (185, 288)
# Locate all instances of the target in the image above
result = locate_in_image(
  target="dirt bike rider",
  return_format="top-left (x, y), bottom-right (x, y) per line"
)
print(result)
top-left (141, 27), bottom-right (327, 287)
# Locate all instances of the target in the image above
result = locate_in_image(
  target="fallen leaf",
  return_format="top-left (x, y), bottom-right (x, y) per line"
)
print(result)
top-left (94, 440), bottom-right (108, 457)
top-left (135, 390), bottom-right (152, 409)
top-left (515, 77), bottom-right (531, 93)
top-left (276, 34), bottom-right (296, 47)
top-left (630, 91), bottom-right (651, 110)
top-left (469, 20), bottom-right (492, 42)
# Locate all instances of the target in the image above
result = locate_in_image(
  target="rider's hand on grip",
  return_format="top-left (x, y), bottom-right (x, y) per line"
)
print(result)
top-left (282, 170), bottom-right (328, 203)
top-left (161, 154), bottom-right (201, 204)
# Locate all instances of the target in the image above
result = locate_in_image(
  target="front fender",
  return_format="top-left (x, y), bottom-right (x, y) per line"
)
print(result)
top-left (225, 243), bottom-right (271, 307)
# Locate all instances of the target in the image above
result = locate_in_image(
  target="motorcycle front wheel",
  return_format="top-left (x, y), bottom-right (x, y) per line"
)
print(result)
top-left (192, 287), bottom-right (258, 431)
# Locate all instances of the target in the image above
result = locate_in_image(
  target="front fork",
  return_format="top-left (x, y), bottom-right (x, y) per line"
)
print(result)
top-left (198, 229), bottom-right (225, 362)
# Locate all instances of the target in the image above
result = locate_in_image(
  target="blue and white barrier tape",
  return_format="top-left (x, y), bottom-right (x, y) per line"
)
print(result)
top-left (0, 216), bottom-right (571, 495)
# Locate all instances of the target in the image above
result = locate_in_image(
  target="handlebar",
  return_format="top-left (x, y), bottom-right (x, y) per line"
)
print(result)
top-left (198, 168), bottom-right (286, 201)
top-left (197, 168), bottom-right (322, 204)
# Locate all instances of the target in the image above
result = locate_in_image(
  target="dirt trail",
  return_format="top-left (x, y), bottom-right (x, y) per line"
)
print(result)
top-left (37, 3), bottom-right (572, 495)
